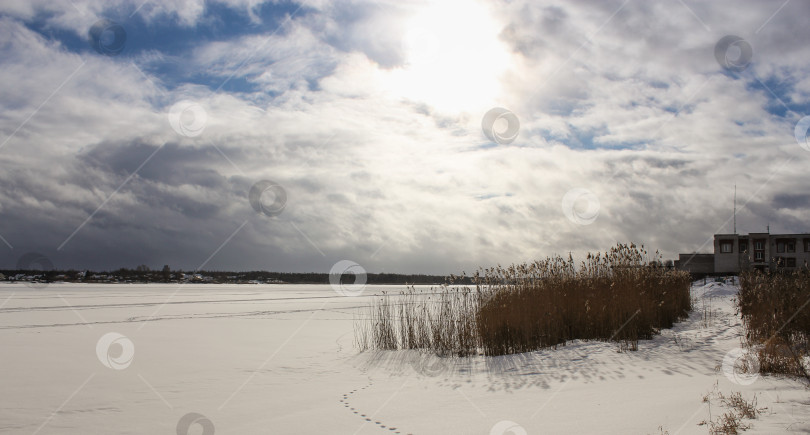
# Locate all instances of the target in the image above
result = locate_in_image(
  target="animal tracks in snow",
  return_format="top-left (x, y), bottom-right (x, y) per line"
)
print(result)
top-left (339, 378), bottom-right (410, 434)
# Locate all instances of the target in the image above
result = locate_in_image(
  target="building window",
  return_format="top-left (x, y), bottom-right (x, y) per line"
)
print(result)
top-left (753, 239), bottom-right (765, 262)
top-left (775, 238), bottom-right (796, 253)
top-left (775, 257), bottom-right (796, 268)
top-left (805, 239), bottom-right (810, 252)
top-left (720, 240), bottom-right (733, 253)
top-left (739, 241), bottom-right (748, 253)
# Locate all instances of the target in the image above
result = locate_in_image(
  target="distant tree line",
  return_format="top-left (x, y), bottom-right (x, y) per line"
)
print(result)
top-left (0, 265), bottom-right (472, 285)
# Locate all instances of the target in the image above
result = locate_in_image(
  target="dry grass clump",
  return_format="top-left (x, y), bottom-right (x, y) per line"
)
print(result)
top-left (361, 286), bottom-right (480, 356)
top-left (738, 270), bottom-right (810, 379)
top-left (700, 384), bottom-right (764, 434)
top-left (358, 244), bottom-right (692, 357)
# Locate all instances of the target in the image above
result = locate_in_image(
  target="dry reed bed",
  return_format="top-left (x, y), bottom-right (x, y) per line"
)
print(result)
top-left (738, 271), bottom-right (810, 379)
top-left (357, 244), bottom-right (692, 357)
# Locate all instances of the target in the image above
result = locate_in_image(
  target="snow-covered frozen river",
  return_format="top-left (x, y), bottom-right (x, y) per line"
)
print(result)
top-left (1, 282), bottom-right (807, 434)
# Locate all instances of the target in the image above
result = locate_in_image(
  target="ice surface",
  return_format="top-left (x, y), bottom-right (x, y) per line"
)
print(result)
top-left (0, 281), bottom-right (807, 434)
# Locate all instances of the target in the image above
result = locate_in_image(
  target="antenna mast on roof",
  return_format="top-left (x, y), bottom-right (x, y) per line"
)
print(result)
top-left (733, 184), bottom-right (736, 234)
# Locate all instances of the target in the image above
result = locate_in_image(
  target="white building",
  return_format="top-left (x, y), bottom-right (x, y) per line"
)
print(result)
top-left (677, 231), bottom-right (810, 274)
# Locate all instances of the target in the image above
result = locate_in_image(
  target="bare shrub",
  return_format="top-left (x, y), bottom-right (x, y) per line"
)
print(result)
top-left (709, 412), bottom-right (750, 435)
top-left (722, 392), bottom-right (760, 420)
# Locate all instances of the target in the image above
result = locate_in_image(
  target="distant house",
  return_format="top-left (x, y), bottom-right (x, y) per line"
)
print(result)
top-left (676, 231), bottom-right (810, 275)
top-left (0, 273), bottom-right (5, 280)
top-left (187, 273), bottom-right (212, 282)
top-left (673, 253), bottom-right (714, 275)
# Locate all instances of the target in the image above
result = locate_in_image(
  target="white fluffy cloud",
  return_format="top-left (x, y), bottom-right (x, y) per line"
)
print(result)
top-left (0, 0), bottom-right (809, 273)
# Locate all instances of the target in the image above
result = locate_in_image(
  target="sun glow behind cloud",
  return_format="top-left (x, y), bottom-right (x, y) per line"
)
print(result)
top-left (383, 0), bottom-right (512, 114)
top-left (1, 0), bottom-right (810, 274)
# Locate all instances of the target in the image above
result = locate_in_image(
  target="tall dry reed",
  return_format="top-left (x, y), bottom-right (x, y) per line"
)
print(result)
top-left (358, 244), bottom-right (692, 357)
top-left (738, 270), bottom-right (810, 379)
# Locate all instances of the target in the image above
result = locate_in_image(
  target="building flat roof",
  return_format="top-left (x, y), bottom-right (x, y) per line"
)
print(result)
top-left (714, 232), bottom-right (810, 237)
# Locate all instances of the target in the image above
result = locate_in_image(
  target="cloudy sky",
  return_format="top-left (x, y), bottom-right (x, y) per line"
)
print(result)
top-left (1, 0), bottom-right (809, 274)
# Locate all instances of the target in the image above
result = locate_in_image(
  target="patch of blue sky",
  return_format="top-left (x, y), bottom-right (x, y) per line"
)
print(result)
top-left (566, 125), bottom-right (644, 150)
top-left (16, 1), bottom-right (309, 94)
top-left (745, 73), bottom-right (810, 118)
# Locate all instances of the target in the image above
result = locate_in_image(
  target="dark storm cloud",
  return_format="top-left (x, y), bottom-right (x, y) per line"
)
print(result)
top-left (772, 193), bottom-right (810, 211)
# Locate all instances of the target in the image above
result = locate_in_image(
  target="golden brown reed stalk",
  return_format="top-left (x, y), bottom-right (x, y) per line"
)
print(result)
top-left (358, 244), bottom-right (692, 357)
top-left (739, 270), bottom-right (810, 379)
